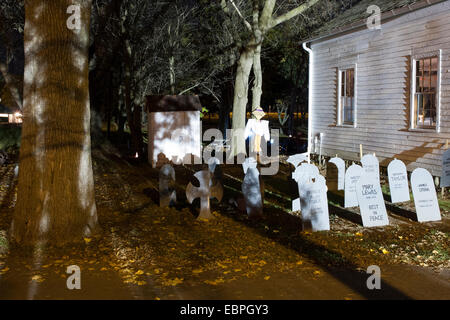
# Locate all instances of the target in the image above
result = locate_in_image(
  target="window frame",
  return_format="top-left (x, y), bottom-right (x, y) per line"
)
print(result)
top-left (337, 64), bottom-right (357, 128)
top-left (410, 50), bottom-right (441, 132)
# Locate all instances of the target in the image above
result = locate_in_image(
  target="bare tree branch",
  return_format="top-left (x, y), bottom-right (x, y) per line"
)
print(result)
top-left (269, 0), bottom-right (320, 29)
top-left (229, 0), bottom-right (252, 32)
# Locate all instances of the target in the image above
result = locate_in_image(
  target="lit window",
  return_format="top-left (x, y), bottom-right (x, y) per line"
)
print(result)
top-left (412, 56), bottom-right (439, 129)
top-left (339, 68), bottom-right (355, 126)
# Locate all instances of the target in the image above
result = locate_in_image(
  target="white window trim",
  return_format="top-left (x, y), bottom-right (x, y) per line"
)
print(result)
top-left (410, 50), bottom-right (441, 132)
top-left (337, 64), bottom-right (357, 128)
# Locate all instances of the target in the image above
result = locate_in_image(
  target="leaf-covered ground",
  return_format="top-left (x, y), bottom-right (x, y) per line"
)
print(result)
top-left (0, 145), bottom-right (449, 299)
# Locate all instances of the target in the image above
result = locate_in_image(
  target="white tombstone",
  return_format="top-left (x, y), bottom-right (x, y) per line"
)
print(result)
top-left (387, 159), bottom-right (410, 203)
top-left (441, 149), bottom-right (450, 188)
top-left (287, 152), bottom-right (309, 168)
top-left (292, 198), bottom-right (301, 212)
top-left (242, 157), bottom-right (258, 174)
top-left (292, 163), bottom-right (320, 212)
top-left (411, 168), bottom-right (441, 222)
top-left (345, 164), bottom-right (363, 208)
top-left (289, 155), bottom-right (311, 211)
top-left (329, 157), bottom-right (345, 190)
top-left (299, 175), bottom-right (330, 232)
top-left (293, 163), bottom-right (320, 182)
top-left (356, 174), bottom-right (389, 227)
top-left (361, 154), bottom-right (380, 182)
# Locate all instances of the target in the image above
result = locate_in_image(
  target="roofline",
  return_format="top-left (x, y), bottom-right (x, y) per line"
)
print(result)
top-left (302, 0), bottom-right (447, 45)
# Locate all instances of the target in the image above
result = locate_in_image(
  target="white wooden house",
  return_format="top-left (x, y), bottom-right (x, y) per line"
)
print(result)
top-left (303, 0), bottom-right (450, 176)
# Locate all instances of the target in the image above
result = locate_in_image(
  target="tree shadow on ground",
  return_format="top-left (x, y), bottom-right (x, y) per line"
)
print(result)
top-left (99, 148), bottom-right (413, 299)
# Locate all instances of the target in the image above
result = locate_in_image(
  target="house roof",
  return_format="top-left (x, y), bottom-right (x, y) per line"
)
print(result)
top-left (305, 0), bottom-right (446, 44)
top-left (146, 95), bottom-right (202, 113)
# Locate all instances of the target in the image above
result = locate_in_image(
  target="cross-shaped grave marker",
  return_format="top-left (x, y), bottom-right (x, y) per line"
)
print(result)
top-left (186, 170), bottom-right (223, 220)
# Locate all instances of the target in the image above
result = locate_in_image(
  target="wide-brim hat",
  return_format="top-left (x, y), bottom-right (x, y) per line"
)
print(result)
top-left (252, 107), bottom-right (266, 120)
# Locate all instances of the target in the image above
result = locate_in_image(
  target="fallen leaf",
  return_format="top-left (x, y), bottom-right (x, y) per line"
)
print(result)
top-left (31, 275), bottom-right (44, 283)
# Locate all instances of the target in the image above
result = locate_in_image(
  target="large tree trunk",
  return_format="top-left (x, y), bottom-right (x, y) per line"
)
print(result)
top-left (219, 74), bottom-right (233, 139)
top-left (122, 20), bottom-right (143, 158)
top-left (231, 44), bottom-right (254, 156)
top-left (251, 39), bottom-right (263, 112)
top-left (12, 0), bottom-right (98, 245)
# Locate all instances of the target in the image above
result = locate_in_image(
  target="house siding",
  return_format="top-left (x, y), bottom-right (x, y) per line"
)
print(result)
top-left (309, 0), bottom-right (450, 176)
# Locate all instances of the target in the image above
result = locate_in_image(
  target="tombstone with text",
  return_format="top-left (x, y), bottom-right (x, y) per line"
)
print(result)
top-left (411, 168), bottom-right (441, 222)
top-left (440, 149), bottom-right (450, 188)
top-left (292, 163), bottom-right (320, 212)
top-left (345, 164), bottom-right (363, 208)
top-left (356, 174), bottom-right (389, 227)
top-left (387, 159), bottom-right (410, 203)
top-left (297, 174), bottom-right (330, 231)
top-left (361, 154), bottom-right (380, 182)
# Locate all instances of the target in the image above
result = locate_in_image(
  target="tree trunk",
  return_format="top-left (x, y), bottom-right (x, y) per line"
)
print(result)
top-left (251, 39), bottom-right (263, 112)
top-left (219, 77), bottom-right (233, 139)
top-left (231, 44), bottom-right (254, 156)
top-left (0, 62), bottom-right (23, 110)
top-left (169, 55), bottom-right (175, 95)
top-left (12, 0), bottom-right (98, 245)
top-left (287, 87), bottom-right (297, 136)
top-left (121, 15), bottom-right (143, 159)
top-left (132, 102), bottom-right (143, 158)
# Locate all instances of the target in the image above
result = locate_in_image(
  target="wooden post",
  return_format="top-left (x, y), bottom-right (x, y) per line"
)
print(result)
top-left (360, 144), bottom-right (363, 160)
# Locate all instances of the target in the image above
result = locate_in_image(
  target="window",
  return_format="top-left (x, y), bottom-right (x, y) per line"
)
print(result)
top-left (412, 56), bottom-right (439, 129)
top-left (338, 68), bottom-right (355, 126)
